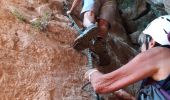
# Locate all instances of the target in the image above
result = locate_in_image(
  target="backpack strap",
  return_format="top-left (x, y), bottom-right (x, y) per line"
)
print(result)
top-left (141, 75), bottom-right (170, 89)
top-left (161, 75), bottom-right (170, 89)
top-left (140, 78), bottom-right (153, 89)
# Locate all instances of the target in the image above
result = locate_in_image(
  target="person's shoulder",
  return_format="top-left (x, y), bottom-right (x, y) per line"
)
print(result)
top-left (136, 47), bottom-right (161, 59)
top-left (143, 47), bottom-right (169, 53)
top-left (148, 47), bottom-right (170, 55)
top-left (138, 47), bottom-right (170, 60)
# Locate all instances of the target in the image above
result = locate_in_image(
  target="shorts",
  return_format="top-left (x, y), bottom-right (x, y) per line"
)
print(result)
top-left (81, 0), bottom-right (116, 26)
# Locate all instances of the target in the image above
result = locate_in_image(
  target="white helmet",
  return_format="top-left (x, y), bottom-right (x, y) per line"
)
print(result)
top-left (143, 15), bottom-right (170, 45)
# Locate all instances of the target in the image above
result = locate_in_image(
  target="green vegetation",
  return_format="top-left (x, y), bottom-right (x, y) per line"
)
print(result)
top-left (31, 12), bottom-right (51, 31)
top-left (12, 9), bottom-right (26, 22)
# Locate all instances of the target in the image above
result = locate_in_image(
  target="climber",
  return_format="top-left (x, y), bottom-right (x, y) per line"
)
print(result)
top-left (85, 15), bottom-right (170, 99)
top-left (67, 0), bottom-right (116, 66)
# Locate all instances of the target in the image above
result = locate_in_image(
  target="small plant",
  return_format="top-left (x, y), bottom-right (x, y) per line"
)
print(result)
top-left (31, 18), bottom-right (42, 30)
top-left (31, 12), bottom-right (51, 31)
top-left (12, 9), bottom-right (26, 22)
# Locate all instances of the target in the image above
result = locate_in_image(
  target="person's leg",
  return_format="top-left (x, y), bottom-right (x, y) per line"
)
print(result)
top-left (81, 0), bottom-right (100, 27)
top-left (98, 19), bottom-right (109, 39)
top-left (94, 19), bottom-right (110, 66)
top-left (92, 0), bottom-right (116, 66)
top-left (73, 11), bottom-right (98, 51)
top-left (98, 0), bottom-right (116, 38)
top-left (73, 0), bottom-right (100, 51)
top-left (83, 11), bottom-right (96, 27)
top-left (73, 20), bottom-right (98, 51)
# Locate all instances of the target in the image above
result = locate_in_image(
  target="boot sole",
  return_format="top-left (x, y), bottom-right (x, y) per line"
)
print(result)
top-left (73, 26), bottom-right (98, 51)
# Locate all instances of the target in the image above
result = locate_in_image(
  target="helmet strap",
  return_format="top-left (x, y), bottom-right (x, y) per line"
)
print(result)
top-left (145, 35), bottom-right (152, 50)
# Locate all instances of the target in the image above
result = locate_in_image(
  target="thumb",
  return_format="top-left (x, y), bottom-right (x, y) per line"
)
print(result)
top-left (84, 69), bottom-right (98, 81)
top-left (67, 10), bottom-right (71, 15)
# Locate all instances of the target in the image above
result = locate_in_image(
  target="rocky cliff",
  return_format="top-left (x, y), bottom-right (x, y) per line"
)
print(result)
top-left (0, 0), bottom-right (169, 100)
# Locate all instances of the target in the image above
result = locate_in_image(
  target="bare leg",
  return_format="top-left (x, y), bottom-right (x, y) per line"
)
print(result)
top-left (83, 11), bottom-right (96, 27)
top-left (98, 19), bottom-right (109, 39)
top-left (92, 19), bottom-right (111, 66)
top-left (73, 11), bottom-right (98, 51)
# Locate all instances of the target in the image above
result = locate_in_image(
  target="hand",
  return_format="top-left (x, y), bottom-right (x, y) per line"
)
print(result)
top-left (66, 10), bottom-right (72, 15)
top-left (85, 69), bottom-right (98, 81)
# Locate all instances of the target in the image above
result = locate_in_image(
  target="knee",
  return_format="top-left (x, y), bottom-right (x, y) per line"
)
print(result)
top-left (98, 19), bottom-right (109, 32)
top-left (83, 11), bottom-right (96, 27)
top-left (84, 11), bottom-right (95, 19)
top-left (97, 19), bottom-right (109, 38)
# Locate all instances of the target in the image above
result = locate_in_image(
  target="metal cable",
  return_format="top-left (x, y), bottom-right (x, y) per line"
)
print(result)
top-left (63, 2), bottom-right (101, 99)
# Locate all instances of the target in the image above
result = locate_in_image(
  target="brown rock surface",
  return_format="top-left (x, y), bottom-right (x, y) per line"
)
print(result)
top-left (0, 0), bottom-right (89, 99)
top-left (164, 0), bottom-right (170, 14)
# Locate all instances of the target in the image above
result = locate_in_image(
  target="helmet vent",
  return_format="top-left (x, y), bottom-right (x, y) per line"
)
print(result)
top-left (163, 29), bottom-right (168, 34)
top-left (166, 18), bottom-right (170, 22)
top-left (160, 17), bottom-right (170, 22)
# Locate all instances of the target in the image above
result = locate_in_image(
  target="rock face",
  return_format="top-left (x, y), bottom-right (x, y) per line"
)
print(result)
top-left (0, 0), bottom-right (169, 99)
top-left (0, 0), bottom-right (88, 99)
top-left (164, 0), bottom-right (170, 14)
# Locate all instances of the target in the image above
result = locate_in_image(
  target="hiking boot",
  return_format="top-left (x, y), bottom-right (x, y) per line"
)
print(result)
top-left (92, 37), bottom-right (111, 66)
top-left (73, 41), bottom-right (92, 51)
top-left (73, 24), bottom-right (98, 51)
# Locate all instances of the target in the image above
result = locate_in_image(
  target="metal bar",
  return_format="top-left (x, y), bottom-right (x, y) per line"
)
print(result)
top-left (87, 49), bottom-right (93, 69)
top-left (67, 14), bottom-right (83, 34)
top-left (63, 2), bottom-right (82, 34)
top-left (63, 2), bottom-right (101, 100)
top-left (87, 49), bottom-right (101, 100)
